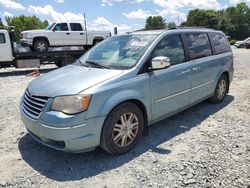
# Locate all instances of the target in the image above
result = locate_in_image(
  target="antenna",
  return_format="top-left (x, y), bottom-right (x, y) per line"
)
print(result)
top-left (84, 13), bottom-right (87, 31)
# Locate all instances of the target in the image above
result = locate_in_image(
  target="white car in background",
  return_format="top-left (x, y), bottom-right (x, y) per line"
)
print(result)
top-left (234, 37), bottom-right (250, 48)
top-left (20, 22), bottom-right (111, 51)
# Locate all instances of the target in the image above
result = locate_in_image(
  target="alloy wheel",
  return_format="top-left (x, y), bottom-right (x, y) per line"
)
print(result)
top-left (217, 79), bottom-right (227, 99)
top-left (112, 112), bottom-right (139, 147)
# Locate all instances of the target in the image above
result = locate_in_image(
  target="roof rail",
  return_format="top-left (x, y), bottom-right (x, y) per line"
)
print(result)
top-left (169, 26), bottom-right (209, 30)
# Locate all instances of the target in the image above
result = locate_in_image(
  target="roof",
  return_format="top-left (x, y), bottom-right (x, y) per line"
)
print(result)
top-left (132, 30), bottom-right (165, 35)
top-left (0, 29), bottom-right (8, 32)
top-left (132, 27), bottom-right (220, 35)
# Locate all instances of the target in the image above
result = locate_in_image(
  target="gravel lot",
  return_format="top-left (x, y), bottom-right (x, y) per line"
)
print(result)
top-left (0, 48), bottom-right (249, 188)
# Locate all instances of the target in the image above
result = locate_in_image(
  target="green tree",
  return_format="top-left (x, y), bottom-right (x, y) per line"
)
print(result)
top-left (0, 18), bottom-right (4, 29)
top-left (145, 16), bottom-right (166, 30)
top-left (184, 3), bottom-right (250, 40)
top-left (223, 3), bottom-right (250, 39)
top-left (5, 15), bottom-right (48, 41)
top-left (186, 9), bottom-right (219, 29)
top-left (167, 22), bottom-right (176, 28)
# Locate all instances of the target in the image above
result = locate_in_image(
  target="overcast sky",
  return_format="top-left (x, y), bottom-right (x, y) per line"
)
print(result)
top-left (0, 0), bottom-right (249, 33)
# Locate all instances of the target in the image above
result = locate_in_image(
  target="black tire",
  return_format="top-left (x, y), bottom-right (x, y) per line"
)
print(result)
top-left (33, 39), bottom-right (49, 52)
top-left (93, 39), bottom-right (103, 46)
top-left (239, 44), bottom-right (245, 48)
top-left (101, 102), bottom-right (144, 155)
top-left (57, 56), bottom-right (76, 67)
top-left (209, 74), bottom-right (228, 104)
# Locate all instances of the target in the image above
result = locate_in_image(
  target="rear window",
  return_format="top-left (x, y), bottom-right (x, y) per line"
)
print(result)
top-left (0, 33), bottom-right (6, 43)
top-left (70, 23), bottom-right (83, 31)
top-left (186, 33), bottom-right (212, 60)
top-left (209, 32), bottom-right (231, 54)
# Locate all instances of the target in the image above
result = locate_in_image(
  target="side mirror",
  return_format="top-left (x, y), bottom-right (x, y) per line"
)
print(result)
top-left (151, 56), bottom-right (171, 70)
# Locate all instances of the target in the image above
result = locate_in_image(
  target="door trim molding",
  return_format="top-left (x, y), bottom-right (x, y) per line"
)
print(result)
top-left (155, 80), bottom-right (214, 103)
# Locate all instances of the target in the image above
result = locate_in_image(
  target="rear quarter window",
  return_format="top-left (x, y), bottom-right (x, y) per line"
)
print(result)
top-left (185, 33), bottom-right (212, 60)
top-left (209, 32), bottom-right (231, 54)
top-left (0, 33), bottom-right (6, 43)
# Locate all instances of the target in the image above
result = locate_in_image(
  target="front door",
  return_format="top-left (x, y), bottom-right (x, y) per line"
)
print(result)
top-left (50, 23), bottom-right (69, 46)
top-left (149, 34), bottom-right (192, 122)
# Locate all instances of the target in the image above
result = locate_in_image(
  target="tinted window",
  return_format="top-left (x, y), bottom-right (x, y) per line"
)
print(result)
top-left (0, 33), bottom-right (6, 43)
top-left (210, 32), bottom-right (231, 54)
top-left (151, 35), bottom-right (185, 65)
top-left (186, 33), bottom-right (212, 60)
top-left (70, 23), bottom-right (83, 31)
top-left (53, 23), bottom-right (69, 31)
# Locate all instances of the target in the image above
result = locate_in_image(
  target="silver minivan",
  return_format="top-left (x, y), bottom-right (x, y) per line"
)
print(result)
top-left (20, 28), bottom-right (234, 154)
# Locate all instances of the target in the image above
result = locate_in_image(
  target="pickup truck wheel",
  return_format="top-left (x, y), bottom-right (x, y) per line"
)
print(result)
top-left (57, 56), bottom-right (76, 67)
top-left (239, 44), bottom-right (245, 48)
top-left (93, 39), bottom-right (103, 46)
top-left (101, 102), bottom-right (144, 155)
top-left (33, 40), bottom-right (49, 52)
top-left (209, 74), bottom-right (228, 104)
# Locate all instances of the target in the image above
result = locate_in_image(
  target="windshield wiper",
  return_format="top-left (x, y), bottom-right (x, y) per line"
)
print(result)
top-left (85, 60), bottom-right (110, 69)
top-left (76, 59), bottom-right (89, 67)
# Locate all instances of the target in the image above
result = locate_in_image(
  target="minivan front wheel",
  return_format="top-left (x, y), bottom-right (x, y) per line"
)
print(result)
top-left (209, 74), bottom-right (228, 103)
top-left (101, 102), bottom-right (144, 155)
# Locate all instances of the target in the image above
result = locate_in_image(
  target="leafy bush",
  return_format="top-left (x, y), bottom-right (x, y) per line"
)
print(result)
top-left (230, 40), bottom-right (237, 45)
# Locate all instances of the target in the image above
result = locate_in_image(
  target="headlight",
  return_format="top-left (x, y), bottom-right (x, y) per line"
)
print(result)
top-left (21, 33), bottom-right (27, 39)
top-left (51, 95), bottom-right (91, 114)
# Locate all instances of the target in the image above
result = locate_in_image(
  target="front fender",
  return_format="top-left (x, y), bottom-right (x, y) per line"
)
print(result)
top-left (97, 90), bottom-right (144, 116)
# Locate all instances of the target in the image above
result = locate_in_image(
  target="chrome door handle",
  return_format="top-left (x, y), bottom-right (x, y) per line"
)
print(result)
top-left (181, 69), bottom-right (190, 74)
top-left (192, 67), bottom-right (200, 71)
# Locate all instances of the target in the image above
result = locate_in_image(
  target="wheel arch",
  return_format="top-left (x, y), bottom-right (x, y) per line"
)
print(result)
top-left (222, 71), bottom-right (230, 93)
top-left (33, 36), bottom-right (50, 46)
top-left (100, 98), bottom-right (149, 134)
top-left (93, 37), bottom-right (104, 44)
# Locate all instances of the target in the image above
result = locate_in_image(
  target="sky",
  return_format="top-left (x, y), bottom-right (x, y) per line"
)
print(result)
top-left (0, 0), bottom-right (249, 33)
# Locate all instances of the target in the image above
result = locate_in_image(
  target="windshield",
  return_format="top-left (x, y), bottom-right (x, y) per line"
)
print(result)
top-left (45, 23), bottom-right (56, 30)
top-left (79, 34), bottom-right (158, 70)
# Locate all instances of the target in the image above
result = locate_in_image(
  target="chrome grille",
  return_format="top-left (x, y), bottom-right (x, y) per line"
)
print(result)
top-left (22, 90), bottom-right (49, 120)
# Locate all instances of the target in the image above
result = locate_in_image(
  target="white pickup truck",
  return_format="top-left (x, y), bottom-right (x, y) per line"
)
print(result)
top-left (20, 22), bottom-right (111, 51)
top-left (0, 29), bottom-right (85, 68)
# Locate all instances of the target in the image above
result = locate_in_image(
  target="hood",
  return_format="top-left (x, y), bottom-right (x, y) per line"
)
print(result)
top-left (28, 65), bottom-right (123, 97)
top-left (235, 41), bottom-right (244, 44)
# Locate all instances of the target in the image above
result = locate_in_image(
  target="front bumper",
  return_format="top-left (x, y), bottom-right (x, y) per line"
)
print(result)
top-left (20, 39), bottom-right (33, 46)
top-left (20, 108), bottom-right (106, 153)
top-left (234, 43), bottom-right (244, 48)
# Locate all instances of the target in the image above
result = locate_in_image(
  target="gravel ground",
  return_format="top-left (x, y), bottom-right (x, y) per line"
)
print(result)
top-left (0, 48), bottom-right (249, 188)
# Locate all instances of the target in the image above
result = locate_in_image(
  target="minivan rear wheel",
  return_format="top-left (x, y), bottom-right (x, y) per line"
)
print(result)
top-left (209, 74), bottom-right (228, 103)
top-left (101, 102), bottom-right (144, 155)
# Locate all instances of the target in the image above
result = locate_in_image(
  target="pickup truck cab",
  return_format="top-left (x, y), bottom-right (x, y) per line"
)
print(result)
top-left (20, 22), bottom-right (111, 52)
top-left (20, 28), bottom-right (234, 154)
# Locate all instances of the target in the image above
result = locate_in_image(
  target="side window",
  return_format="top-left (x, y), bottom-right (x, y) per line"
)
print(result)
top-left (0, 33), bottom-right (6, 43)
top-left (53, 23), bottom-right (69, 31)
top-left (61, 23), bottom-right (69, 31)
top-left (151, 35), bottom-right (185, 65)
top-left (186, 33), bottom-right (212, 60)
top-left (210, 32), bottom-right (231, 54)
top-left (70, 23), bottom-right (83, 31)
